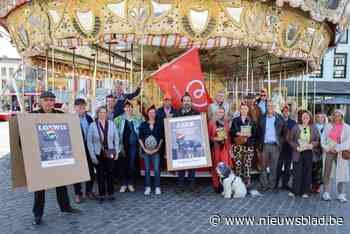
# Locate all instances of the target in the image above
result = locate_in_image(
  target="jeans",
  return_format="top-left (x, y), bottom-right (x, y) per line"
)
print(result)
top-left (119, 143), bottom-right (138, 186)
top-left (178, 170), bottom-right (196, 186)
top-left (143, 153), bottom-right (160, 187)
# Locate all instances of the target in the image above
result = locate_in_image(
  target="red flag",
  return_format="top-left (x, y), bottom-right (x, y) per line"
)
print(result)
top-left (151, 48), bottom-right (212, 112)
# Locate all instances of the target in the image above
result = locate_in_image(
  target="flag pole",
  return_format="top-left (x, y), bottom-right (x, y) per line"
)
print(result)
top-left (267, 54), bottom-right (271, 98)
top-left (52, 47), bottom-right (55, 91)
top-left (246, 47), bottom-right (249, 95)
top-left (140, 39), bottom-right (144, 114)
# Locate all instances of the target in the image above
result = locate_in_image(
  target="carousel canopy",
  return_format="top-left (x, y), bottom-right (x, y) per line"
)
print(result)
top-left (1, 0), bottom-right (350, 78)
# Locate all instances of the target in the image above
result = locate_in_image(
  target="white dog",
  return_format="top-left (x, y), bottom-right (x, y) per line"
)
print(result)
top-left (216, 162), bottom-right (247, 199)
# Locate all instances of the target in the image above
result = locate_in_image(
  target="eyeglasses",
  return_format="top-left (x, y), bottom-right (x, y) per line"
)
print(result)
top-left (42, 98), bottom-right (55, 102)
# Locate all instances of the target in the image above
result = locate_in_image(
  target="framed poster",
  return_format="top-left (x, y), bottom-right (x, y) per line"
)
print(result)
top-left (9, 113), bottom-right (90, 192)
top-left (165, 113), bottom-right (212, 171)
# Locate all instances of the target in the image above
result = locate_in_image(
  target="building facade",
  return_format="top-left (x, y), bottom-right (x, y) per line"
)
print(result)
top-left (0, 56), bottom-right (21, 90)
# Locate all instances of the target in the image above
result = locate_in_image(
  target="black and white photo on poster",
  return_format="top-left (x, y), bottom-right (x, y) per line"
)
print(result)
top-left (36, 123), bottom-right (75, 168)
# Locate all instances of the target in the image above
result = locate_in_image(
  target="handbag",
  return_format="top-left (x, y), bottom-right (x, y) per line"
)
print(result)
top-left (342, 150), bottom-right (350, 160)
top-left (96, 120), bottom-right (116, 159)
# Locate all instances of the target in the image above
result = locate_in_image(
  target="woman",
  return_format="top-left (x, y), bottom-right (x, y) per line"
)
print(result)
top-left (114, 101), bottom-right (142, 193)
top-left (288, 110), bottom-right (319, 198)
top-left (231, 103), bottom-right (257, 187)
top-left (138, 106), bottom-right (163, 195)
top-left (312, 112), bottom-right (327, 193)
top-left (208, 106), bottom-right (233, 193)
top-left (321, 109), bottom-right (350, 202)
top-left (87, 106), bottom-right (120, 201)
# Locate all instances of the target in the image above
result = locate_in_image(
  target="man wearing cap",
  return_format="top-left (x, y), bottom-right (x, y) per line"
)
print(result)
top-left (31, 91), bottom-right (80, 225)
top-left (72, 98), bottom-right (97, 203)
top-left (113, 81), bottom-right (141, 118)
top-left (275, 105), bottom-right (296, 190)
top-left (208, 91), bottom-right (230, 120)
top-left (156, 93), bottom-right (177, 168)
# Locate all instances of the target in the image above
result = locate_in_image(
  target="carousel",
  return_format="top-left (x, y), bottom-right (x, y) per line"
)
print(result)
top-left (1, 0), bottom-right (349, 175)
top-left (1, 0), bottom-right (349, 114)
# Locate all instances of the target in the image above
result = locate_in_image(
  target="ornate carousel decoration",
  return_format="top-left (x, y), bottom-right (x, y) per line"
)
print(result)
top-left (1, 0), bottom-right (350, 109)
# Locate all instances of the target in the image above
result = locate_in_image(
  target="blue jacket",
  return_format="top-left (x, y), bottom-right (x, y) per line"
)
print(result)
top-left (257, 113), bottom-right (284, 149)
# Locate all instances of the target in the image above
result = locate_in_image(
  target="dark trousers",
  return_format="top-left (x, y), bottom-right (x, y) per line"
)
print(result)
top-left (73, 155), bottom-right (95, 195)
top-left (33, 186), bottom-right (70, 218)
top-left (292, 150), bottom-right (313, 196)
top-left (276, 144), bottom-right (292, 188)
top-left (96, 156), bottom-right (115, 196)
top-left (119, 144), bottom-right (138, 186)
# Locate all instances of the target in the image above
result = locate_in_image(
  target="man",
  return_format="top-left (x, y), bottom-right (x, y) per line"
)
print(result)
top-left (257, 101), bottom-right (284, 192)
top-left (106, 94), bottom-right (116, 121)
top-left (73, 98), bottom-right (97, 203)
top-left (208, 91), bottom-right (230, 120)
top-left (275, 105), bottom-right (296, 190)
top-left (113, 81), bottom-right (141, 118)
top-left (174, 93), bottom-right (200, 193)
top-left (156, 93), bottom-right (177, 168)
top-left (31, 91), bottom-right (80, 225)
top-left (256, 88), bottom-right (268, 116)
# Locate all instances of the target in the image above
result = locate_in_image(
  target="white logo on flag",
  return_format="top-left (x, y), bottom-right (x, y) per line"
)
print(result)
top-left (186, 80), bottom-right (208, 108)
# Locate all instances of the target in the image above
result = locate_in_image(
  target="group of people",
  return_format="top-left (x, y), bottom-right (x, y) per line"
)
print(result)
top-left (30, 83), bottom-right (350, 226)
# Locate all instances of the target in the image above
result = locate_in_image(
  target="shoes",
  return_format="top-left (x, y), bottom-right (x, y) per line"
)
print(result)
top-left (175, 186), bottom-right (185, 194)
top-left (119, 185), bottom-right (127, 193)
top-left (281, 185), bottom-right (291, 191)
top-left (85, 192), bottom-right (98, 200)
top-left (337, 193), bottom-right (347, 203)
top-left (191, 185), bottom-right (200, 193)
top-left (98, 196), bottom-right (105, 203)
top-left (155, 187), bottom-right (162, 195)
top-left (301, 194), bottom-right (309, 199)
top-left (32, 216), bottom-right (42, 225)
top-left (322, 192), bottom-right (332, 201)
top-left (74, 195), bottom-right (83, 204)
top-left (128, 185), bottom-right (135, 192)
top-left (144, 187), bottom-right (151, 196)
top-left (107, 195), bottom-right (115, 201)
top-left (288, 192), bottom-right (295, 197)
top-left (61, 207), bottom-right (81, 214)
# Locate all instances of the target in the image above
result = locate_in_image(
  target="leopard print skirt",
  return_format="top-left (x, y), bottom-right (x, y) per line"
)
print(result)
top-left (232, 145), bottom-right (255, 185)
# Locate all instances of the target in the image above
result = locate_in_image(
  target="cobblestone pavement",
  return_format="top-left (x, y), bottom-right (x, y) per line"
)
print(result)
top-left (0, 153), bottom-right (350, 234)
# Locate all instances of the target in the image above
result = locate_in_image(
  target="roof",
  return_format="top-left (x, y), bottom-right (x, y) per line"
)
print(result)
top-left (317, 98), bottom-right (350, 105)
top-left (285, 80), bottom-right (350, 95)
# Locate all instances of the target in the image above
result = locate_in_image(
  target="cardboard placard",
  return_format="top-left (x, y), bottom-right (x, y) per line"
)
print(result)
top-left (165, 113), bottom-right (212, 171)
top-left (9, 116), bottom-right (27, 189)
top-left (10, 113), bottom-right (90, 192)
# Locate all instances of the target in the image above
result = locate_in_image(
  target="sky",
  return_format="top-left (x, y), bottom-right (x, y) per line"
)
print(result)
top-left (0, 26), bottom-right (20, 58)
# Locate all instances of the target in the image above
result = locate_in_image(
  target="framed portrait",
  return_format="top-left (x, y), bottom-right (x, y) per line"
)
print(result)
top-left (164, 113), bottom-right (212, 171)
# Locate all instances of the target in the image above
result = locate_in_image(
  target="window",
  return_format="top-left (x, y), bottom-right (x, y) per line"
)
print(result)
top-left (9, 68), bottom-right (14, 76)
top-left (1, 67), bottom-right (6, 77)
top-left (338, 30), bottom-right (348, 44)
top-left (333, 53), bottom-right (347, 79)
top-left (309, 59), bottom-right (323, 78)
